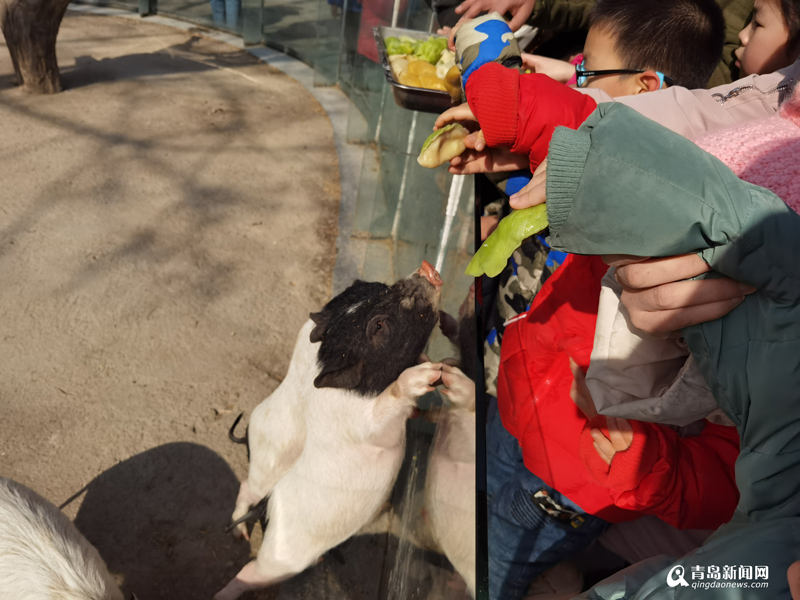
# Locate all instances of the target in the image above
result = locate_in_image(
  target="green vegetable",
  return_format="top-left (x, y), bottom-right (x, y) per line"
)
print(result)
top-left (412, 36), bottom-right (448, 64)
top-left (385, 36), bottom-right (417, 56)
top-left (466, 204), bottom-right (549, 277)
top-left (420, 123), bottom-right (459, 154)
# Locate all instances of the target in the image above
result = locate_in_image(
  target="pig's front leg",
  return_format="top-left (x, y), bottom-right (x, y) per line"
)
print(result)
top-left (229, 481), bottom-right (263, 541)
top-left (368, 362), bottom-right (443, 436)
top-left (440, 364), bottom-right (475, 412)
top-left (393, 361), bottom-right (443, 397)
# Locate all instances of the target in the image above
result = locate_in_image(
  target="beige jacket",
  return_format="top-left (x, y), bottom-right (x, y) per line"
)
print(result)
top-left (580, 60), bottom-right (799, 141)
top-left (576, 61), bottom-right (798, 426)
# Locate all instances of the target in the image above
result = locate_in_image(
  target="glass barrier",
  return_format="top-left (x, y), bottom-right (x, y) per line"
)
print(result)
top-left (158, 0), bottom-right (218, 28)
top-left (102, 0), bottom-right (478, 593)
top-left (258, 1), bottom-right (477, 596)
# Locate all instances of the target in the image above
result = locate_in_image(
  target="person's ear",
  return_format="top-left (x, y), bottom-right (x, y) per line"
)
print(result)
top-left (635, 70), bottom-right (664, 93)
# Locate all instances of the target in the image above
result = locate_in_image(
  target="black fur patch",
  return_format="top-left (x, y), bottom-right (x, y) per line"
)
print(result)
top-left (311, 276), bottom-right (439, 396)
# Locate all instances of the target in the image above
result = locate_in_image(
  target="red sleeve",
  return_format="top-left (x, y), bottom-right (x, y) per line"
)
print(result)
top-left (580, 419), bottom-right (740, 530)
top-left (464, 63), bottom-right (598, 171)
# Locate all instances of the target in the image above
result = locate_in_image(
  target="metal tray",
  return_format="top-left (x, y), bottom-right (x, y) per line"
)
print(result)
top-left (374, 26), bottom-right (457, 114)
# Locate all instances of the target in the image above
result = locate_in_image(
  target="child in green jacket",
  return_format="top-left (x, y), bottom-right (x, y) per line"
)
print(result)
top-left (524, 98), bottom-right (800, 599)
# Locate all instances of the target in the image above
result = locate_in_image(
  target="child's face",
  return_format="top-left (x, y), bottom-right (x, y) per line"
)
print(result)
top-left (581, 26), bottom-right (660, 97)
top-left (736, 0), bottom-right (793, 76)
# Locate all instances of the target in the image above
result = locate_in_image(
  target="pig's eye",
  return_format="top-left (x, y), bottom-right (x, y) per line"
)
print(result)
top-left (367, 315), bottom-right (390, 341)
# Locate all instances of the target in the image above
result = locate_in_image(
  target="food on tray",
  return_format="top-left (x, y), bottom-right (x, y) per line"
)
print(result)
top-left (443, 65), bottom-right (462, 101)
top-left (436, 50), bottom-right (456, 79)
top-left (465, 204), bottom-right (549, 277)
top-left (388, 55), bottom-right (409, 79)
top-left (385, 36), bottom-right (446, 65)
top-left (385, 36), bottom-right (417, 56)
top-left (417, 123), bottom-right (469, 169)
top-left (384, 35), bottom-right (461, 95)
top-left (412, 36), bottom-right (448, 64)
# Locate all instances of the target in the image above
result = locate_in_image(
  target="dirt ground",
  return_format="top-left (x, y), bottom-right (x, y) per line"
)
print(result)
top-left (0, 12), bottom-right (368, 599)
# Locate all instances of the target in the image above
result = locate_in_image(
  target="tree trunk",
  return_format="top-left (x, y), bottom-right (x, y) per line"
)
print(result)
top-left (0, 0), bottom-right (73, 93)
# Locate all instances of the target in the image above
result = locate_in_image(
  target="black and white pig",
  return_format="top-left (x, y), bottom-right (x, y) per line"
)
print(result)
top-left (424, 283), bottom-right (477, 597)
top-left (0, 476), bottom-right (124, 600)
top-left (215, 261), bottom-right (445, 600)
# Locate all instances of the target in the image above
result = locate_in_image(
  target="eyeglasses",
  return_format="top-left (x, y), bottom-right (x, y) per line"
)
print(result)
top-left (575, 59), bottom-right (674, 89)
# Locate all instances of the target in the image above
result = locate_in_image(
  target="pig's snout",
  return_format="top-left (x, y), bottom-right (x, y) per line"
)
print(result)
top-left (409, 261), bottom-right (443, 309)
top-left (418, 260), bottom-right (442, 287)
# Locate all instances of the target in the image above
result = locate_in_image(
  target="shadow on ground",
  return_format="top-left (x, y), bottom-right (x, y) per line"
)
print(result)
top-left (73, 442), bottom-right (250, 599)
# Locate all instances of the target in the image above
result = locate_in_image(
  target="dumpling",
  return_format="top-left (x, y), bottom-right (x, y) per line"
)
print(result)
top-left (417, 123), bottom-right (469, 168)
top-left (389, 54), bottom-right (410, 80)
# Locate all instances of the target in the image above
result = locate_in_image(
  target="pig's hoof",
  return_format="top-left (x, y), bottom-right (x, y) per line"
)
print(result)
top-left (226, 497), bottom-right (268, 538)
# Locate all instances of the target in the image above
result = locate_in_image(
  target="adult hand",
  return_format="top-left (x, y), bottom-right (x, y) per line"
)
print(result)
top-left (508, 158), bottom-right (546, 208)
top-left (604, 254), bottom-right (756, 336)
top-left (453, 0), bottom-right (537, 31)
top-left (591, 417), bottom-right (633, 466)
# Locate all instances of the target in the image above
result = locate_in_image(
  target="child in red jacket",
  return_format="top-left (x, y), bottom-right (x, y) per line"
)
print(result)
top-left (496, 253), bottom-right (740, 526)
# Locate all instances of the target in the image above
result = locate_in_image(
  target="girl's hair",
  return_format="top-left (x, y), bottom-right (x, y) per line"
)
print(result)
top-left (780, 0), bottom-right (800, 56)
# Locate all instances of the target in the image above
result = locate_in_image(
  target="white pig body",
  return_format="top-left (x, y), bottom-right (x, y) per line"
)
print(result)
top-left (0, 477), bottom-right (124, 600)
top-left (425, 398), bottom-right (476, 597)
top-left (425, 292), bottom-right (477, 596)
top-left (252, 368), bottom-right (418, 581)
top-left (217, 263), bottom-right (444, 600)
top-left (229, 321), bottom-right (313, 528)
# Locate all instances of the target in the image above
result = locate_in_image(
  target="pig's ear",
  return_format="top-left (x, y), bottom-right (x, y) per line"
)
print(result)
top-left (309, 311), bottom-right (328, 343)
top-left (314, 360), bottom-right (364, 390)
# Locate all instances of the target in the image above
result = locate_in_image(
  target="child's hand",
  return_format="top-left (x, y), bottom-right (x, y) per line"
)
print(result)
top-left (568, 357), bottom-right (597, 419)
top-left (434, 103), bottom-right (477, 131)
top-left (570, 357), bottom-right (634, 464)
top-left (448, 146), bottom-right (529, 174)
top-left (591, 417), bottom-right (633, 466)
top-left (508, 158), bottom-right (546, 208)
top-left (445, 21), bottom-right (464, 51)
top-left (464, 130), bottom-right (486, 152)
top-left (520, 53), bottom-right (576, 83)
